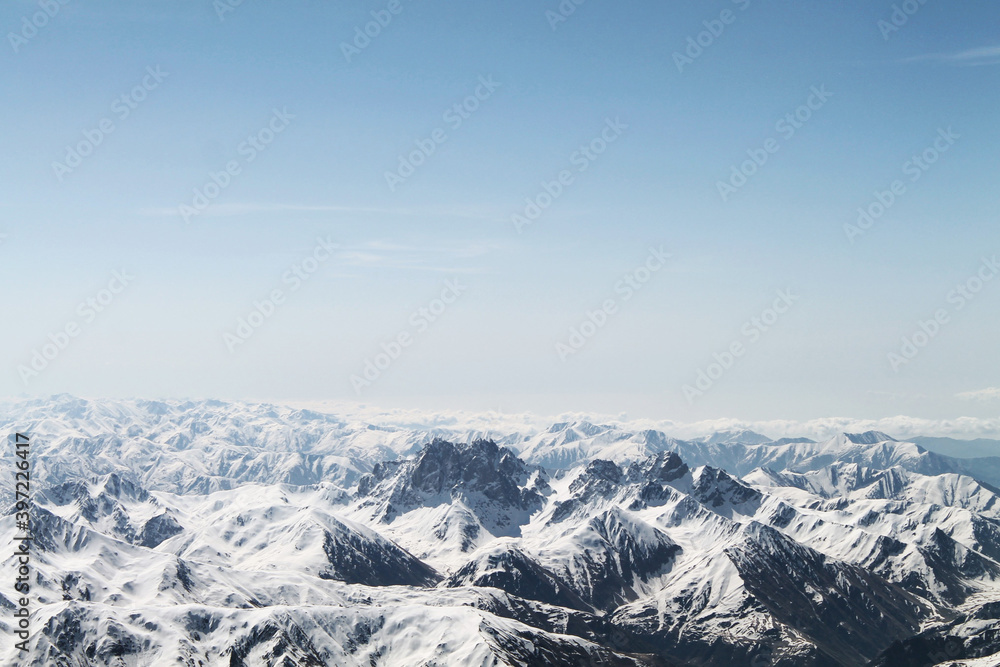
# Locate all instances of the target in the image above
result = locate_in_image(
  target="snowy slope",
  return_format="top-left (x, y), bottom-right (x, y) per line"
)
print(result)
top-left (3, 396), bottom-right (1000, 666)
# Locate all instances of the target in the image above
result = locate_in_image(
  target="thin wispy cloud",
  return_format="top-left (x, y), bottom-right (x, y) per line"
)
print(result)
top-left (136, 202), bottom-right (507, 222)
top-left (957, 387), bottom-right (1000, 402)
top-left (356, 240), bottom-right (500, 258)
top-left (137, 203), bottom-right (398, 217)
top-left (328, 240), bottom-right (500, 274)
top-left (333, 251), bottom-right (484, 274)
top-left (902, 44), bottom-right (1000, 65)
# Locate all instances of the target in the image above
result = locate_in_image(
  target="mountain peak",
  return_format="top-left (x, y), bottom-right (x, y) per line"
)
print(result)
top-left (626, 450), bottom-right (689, 484)
top-left (356, 438), bottom-right (545, 535)
top-left (844, 431), bottom-right (897, 445)
top-left (702, 429), bottom-right (773, 445)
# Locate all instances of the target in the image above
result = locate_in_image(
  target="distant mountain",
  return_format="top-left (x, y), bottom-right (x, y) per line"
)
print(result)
top-left (913, 436), bottom-right (1000, 460)
top-left (699, 428), bottom-right (774, 445)
top-left (844, 430), bottom-right (898, 444)
top-left (517, 422), bottom-right (1000, 489)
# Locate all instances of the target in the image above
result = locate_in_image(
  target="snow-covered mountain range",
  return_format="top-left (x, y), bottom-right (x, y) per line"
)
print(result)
top-left (2, 396), bottom-right (999, 666)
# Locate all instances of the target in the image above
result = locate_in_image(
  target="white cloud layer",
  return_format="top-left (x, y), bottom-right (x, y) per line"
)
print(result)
top-left (292, 400), bottom-right (1000, 442)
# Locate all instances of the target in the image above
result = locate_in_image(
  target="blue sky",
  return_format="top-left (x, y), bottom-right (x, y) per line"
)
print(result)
top-left (2, 0), bottom-right (998, 424)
